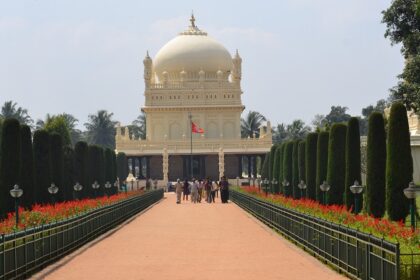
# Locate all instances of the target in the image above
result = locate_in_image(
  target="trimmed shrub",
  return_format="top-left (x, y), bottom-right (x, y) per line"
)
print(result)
top-left (117, 152), bottom-right (128, 185)
top-left (305, 132), bottom-right (318, 200)
top-left (63, 146), bottom-right (75, 201)
top-left (327, 123), bottom-right (347, 205)
top-left (88, 145), bottom-right (105, 198)
top-left (0, 118), bottom-right (21, 217)
top-left (283, 142), bottom-right (293, 197)
top-left (277, 143), bottom-right (285, 193)
top-left (272, 145), bottom-right (281, 193)
top-left (366, 112), bottom-right (386, 217)
top-left (50, 133), bottom-right (64, 202)
top-left (292, 140), bottom-right (300, 199)
top-left (386, 102), bottom-right (412, 221)
top-left (74, 141), bottom-right (89, 198)
top-left (298, 141), bottom-right (306, 188)
top-left (261, 153), bottom-right (269, 180)
top-left (19, 125), bottom-right (35, 208)
top-left (345, 117), bottom-right (362, 211)
top-left (316, 131), bottom-right (329, 203)
top-left (33, 130), bottom-right (51, 204)
top-left (268, 145), bottom-right (277, 182)
top-left (111, 151), bottom-right (117, 194)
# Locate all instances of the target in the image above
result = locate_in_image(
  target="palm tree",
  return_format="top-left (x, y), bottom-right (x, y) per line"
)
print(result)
top-left (128, 112), bottom-right (146, 140)
top-left (0, 101), bottom-right (33, 125)
top-left (241, 111), bottom-right (266, 138)
top-left (38, 113), bottom-right (83, 145)
top-left (84, 110), bottom-right (117, 149)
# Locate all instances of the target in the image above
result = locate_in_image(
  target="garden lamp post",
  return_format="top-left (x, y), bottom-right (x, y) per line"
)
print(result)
top-left (349, 180), bottom-right (363, 214)
top-left (92, 181), bottom-right (100, 197)
top-left (257, 178), bottom-right (261, 192)
top-left (282, 180), bottom-right (290, 196)
top-left (271, 179), bottom-right (278, 194)
top-left (48, 183), bottom-right (59, 205)
top-left (105, 181), bottom-right (112, 197)
top-left (320, 181), bottom-right (330, 205)
top-left (263, 178), bottom-right (269, 196)
top-left (73, 182), bottom-right (83, 200)
top-left (298, 180), bottom-right (307, 199)
top-left (403, 181), bottom-right (420, 230)
top-left (9, 184), bottom-right (23, 228)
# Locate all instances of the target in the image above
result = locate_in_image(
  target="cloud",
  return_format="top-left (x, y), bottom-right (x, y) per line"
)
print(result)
top-left (0, 17), bottom-right (26, 31)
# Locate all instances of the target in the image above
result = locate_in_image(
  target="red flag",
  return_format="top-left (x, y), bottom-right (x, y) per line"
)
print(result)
top-left (191, 122), bottom-right (204, 134)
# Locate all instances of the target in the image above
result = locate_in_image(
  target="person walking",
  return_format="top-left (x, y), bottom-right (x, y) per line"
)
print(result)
top-left (175, 179), bottom-right (183, 204)
top-left (197, 179), bottom-right (204, 203)
top-left (205, 178), bottom-right (212, 203)
top-left (183, 179), bottom-right (190, 201)
top-left (211, 180), bottom-right (219, 203)
top-left (220, 176), bottom-right (229, 203)
top-left (191, 179), bottom-right (199, 203)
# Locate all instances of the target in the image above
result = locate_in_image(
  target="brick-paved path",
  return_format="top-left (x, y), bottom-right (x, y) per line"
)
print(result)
top-left (35, 193), bottom-right (346, 280)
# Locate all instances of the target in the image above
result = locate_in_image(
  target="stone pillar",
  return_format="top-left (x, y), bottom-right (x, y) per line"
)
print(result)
top-left (218, 148), bottom-right (224, 179)
top-left (238, 155), bottom-right (243, 178)
top-left (162, 148), bottom-right (169, 184)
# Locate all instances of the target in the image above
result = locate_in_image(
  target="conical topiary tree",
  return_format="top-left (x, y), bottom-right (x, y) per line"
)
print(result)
top-left (111, 150), bottom-right (117, 194)
top-left (268, 145), bottom-right (277, 189)
top-left (33, 130), bottom-right (51, 204)
top-left (305, 132), bottom-right (318, 200)
top-left (386, 102), bottom-right (413, 221)
top-left (277, 143), bottom-right (285, 194)
top-left (283, 142), bottom-right (293, 197)
top-left (316, 131), bottom-right (329, 203)
top-left (0, 118), bottom-right (21, 217)
top-left (74, 141), bottom-right (89, 199)
top-left (327, 123), bottom-right (347, 205)
top-left (261, 153), bottom-right (269, 180)
top-left (298, 141), bottom-right (306, 197)
top-left (345, 117), bottom-right (361, 211)
top-left (366, 112), bottom-right (386, 217)
top-left (292, 140), bottom-right (300, 199)
top-left (50, 133), bottom-right (64, 202)
top-left (117, 152), bottom-right (128, 188)
top-left (88, 145), bottom-right (105, 197)
top-left (63, 146), bottom-right (75, 201)
top-left (19, 124), bottom-right (35, 208)
top-left (272, 145), bottom-right (281, 193)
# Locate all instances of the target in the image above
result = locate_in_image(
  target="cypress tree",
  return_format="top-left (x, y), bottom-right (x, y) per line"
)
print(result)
top-left (19, 124), bottom-right (35, 208)
top-left (283, 142), bottom-right (293, 197)
top-left (50, 133), bottom-right (64, 202)
top-left (345, 117), bottom-right (362, 211)
top-left (272, 145), bottom-right (281, 193)
top-left (277, 143), bottom-right (285, 193)
top-left (386, 102), bottom-right (412, 221)
top-left (316, 131), bottom-right (329, 202)
top-left (33, 130), bottom-right (51, 204)
top-left (74, 141), bottom-right (89, 199)
top-left (88, 145), bottom-right (104, 197)
top-left (63, 146), bottom-right (75, 201)
top-left (268, 145), bottom-right (277, 185)
top-left (104, 148), bottom-right (114, 195)
top-left (292, 140), bottom-right (300, 199)
top-left (305, 132), bottom-right (318, 200)
top-left (261, 153), bottom-right (269, 180)
top-left (327, 123), bottom-right (347, 205)
top-left (117, 152), bottom-right (128, 184)
top-left (366, 112), bottom-right (386, 217)
top-left (98, 147), bottom-right (105, 196)
top-left (0, 118), bottom-right (21, 217)
top-left (298, 141), bottom-right (306, 196)
top-left (111, 151), bottom-right (117, 194)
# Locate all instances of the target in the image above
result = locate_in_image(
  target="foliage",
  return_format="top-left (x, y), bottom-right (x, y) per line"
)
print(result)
top-left (0, 118), bottom-right (21, 217)
top-left (366, 113), bottom-right (387, 217)
top-left (327, 123), bottom-right (347, 205)
top-left (240, 111), bottom-right (266, 138)
top-left (104, 148), bottom-right (115, 195)
top-left (277, 143), bottom-right (285, 193)
top-left (313, 106), bottom-right (351, 130)
top-left (19, 125), bottom-right (35, 209)
top-left (128, 112), bottom-right (146, 140)
top-left (74, 141), bottom-right (89, 199)
top-left (44, 116), bottom-right (72, 147)
top-left (316, 131), bottom-right (329, 202)
top-left (272, 145), bottom-right (281, 193)
top-left (261, 153), bottom-right (269, 180)
top-left (345, 118), bottom-right (361, 210)
top-left (116, 152), bottom-right (128, 184)
top-left (62, 146), bottom-right (75, 201)
top-left (88, 145), bottom-right (105, 198)
top-left (283, 142), bottom-right (293, 197)
top-left (305, 132), bottom-right (318, 200)
top-left (50, 133), bottom-right (64, 202)
top-left (40, 113), bottom-right (82, 145)
top-left (268, 145), bottom-right (277, 182)
top-left (386, 102), bottom-right (413, 221)
top-left (292, 141), bottom-right (300, 199)
top-left (359, 99), bottom-right (388, 136)
top-left (0, 101), bottom-right (33, 126)
top-left (297, 141), bottom-right (306, 186)
top-left (84, 110), bottom-right (117, 149)
top-left (273, 120), bottom-right (311, 144)
top-left (33, 130), bottom-right (51, 204)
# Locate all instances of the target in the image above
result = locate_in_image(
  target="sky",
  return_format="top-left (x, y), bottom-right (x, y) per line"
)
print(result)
top-left (0, 0), bottom-right (403, 129)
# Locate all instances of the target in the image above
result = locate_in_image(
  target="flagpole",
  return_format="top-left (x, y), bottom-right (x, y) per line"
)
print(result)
top-left (189, 112), bottom-right (193, 179)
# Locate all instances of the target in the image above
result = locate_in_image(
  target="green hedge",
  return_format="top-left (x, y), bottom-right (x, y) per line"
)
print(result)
top-left (63, 146), bottom-right (75, 201)
top-left (50, 133), bottom-right (64, 202)
top-left (33, 130), bottom-right (51, 204)
top-left (327, 123), bottom-right (347, 205)
top-left (74, 141), bottom-right (89, 199)
top-left (272, 145), bottom-right (281, 193)
top-left (298, 141), bottom-right (306, 197)
top-left (345, 117), bottom-right (361, 211)
top-left (386, 102), bottom-right (412, 221)
top-left (366, 112), bottom-right (386, 217)
top-left (19, 124), bottom-right (35, 208)
top-left (316, 131), bottom-right (329, 203)
top-left (305, 133), bottom-right (318, 200)
top-left (292, 140), bottom-right (300, 199)
top-left (283, 142), bottom-right (293, 197)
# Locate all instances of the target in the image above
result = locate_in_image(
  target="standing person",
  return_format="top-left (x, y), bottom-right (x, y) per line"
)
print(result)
top-left (211, 180), bottom-right (218, 203)
top-left (183, 179), bottom-right (190, 201)
top-left (175, 179), bottom-right (183, 204)
top-left (220, 176), bottom-right (230, 203)
top-left (197, 179), bottom-right (204, 203)
top-left (205, 178), bottom-right (212, 203)
top-left (191, 178), bottom-right (199, 203)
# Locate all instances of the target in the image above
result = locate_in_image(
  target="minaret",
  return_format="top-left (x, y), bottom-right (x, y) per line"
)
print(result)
top-left (143, 51), bottom-right (152, 88)
top-left (232, 49), bottom-right (242, 86)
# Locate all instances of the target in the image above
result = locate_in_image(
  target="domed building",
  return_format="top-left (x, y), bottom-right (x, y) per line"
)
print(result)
top-left (116, 15), bottom-right (272, 183)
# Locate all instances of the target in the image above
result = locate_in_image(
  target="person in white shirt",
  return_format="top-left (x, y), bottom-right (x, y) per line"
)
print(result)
top-left (190, 179), bottom-right (199, 203)
top-left (175, 179), bottom-right (183, 204)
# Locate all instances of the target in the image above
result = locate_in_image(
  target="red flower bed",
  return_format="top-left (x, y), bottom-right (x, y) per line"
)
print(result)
top-left (0, 191), bottom-right (144, 234)
top-left (239, 187), bottom-right (419, 251)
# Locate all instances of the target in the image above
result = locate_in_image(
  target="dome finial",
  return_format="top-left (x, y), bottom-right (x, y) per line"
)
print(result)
top-left (190, 12), bottom-right (196, 28)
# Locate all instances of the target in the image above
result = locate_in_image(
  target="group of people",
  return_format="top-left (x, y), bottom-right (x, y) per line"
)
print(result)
top-left (174, 176), bottom-right (229, 204)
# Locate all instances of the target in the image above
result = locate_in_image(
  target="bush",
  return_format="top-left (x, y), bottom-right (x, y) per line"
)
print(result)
top-left (366, 112), bottom-right (386, 217)
top-left (327, 123), bottom-right (347, 205)
top-left (386, 102), bottom-right (412, 221)
top-left (33, 130), bottom-right (51, 204)
top-left (345, 117), bottom-right (361, 211)
top-left (316, 131), bottom-right (329, 203)
top-left (0, 118), bottom-right (21, 217)
top-left (45, 116), bottom-right (72, 146)
top-left (283, 142), bottom-right (293, 197)
top-left (305, 133), bottom-right (318, 200)
top-left (19, 125), bottom-right (35, 208)
top-left (74, 141), bottom-right (89, 199)
top-left (50, 133), bottom-right (64, 202)
top-left (63, 146), bottom-right (75, 201)
top-left (298, 141), bottom-right (306, 193)
top-left (292, 140), bottom-right (300, 199)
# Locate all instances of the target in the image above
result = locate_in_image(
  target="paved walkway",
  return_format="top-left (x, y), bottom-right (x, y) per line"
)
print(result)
top-left (35, 193), bottom-right (346, 280)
